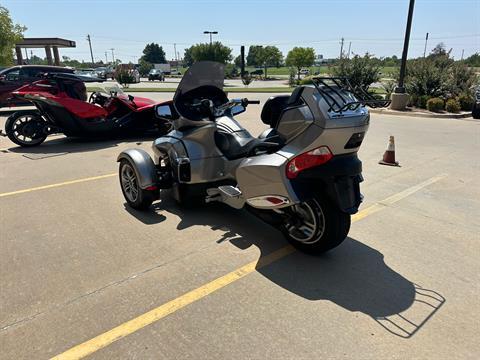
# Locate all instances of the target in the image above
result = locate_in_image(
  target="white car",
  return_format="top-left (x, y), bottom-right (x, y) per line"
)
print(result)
top-left (299, 69), bottom-right (310, 76)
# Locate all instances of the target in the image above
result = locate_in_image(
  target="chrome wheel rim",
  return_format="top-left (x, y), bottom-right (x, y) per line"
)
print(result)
top-left (12, 115), bottom-right (45, 145)
top-left (121, 164), bottom-right (139, 202)
top-left (285, 201), bottom-right (325, 244)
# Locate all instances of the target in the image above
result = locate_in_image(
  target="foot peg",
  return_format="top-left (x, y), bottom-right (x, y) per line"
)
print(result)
top-left (206, 186), bottom-right (244, 209)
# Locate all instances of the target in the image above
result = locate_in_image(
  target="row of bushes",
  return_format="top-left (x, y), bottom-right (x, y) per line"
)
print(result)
top-left (410, 93), bottom-right (474, 113)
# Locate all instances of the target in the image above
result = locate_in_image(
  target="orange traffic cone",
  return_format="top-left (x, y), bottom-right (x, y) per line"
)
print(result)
top-left (379, 136), bottom-right (400, 166)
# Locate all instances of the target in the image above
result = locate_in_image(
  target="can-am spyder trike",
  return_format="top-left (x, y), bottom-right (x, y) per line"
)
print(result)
top-left (1, 73), bottom-right (171, 147)
top-left (117, 61), bottom-right (389, 254)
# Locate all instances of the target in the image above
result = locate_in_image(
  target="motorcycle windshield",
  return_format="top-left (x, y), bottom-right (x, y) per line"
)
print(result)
top-left (96, 83), bottom-right (125, 97)
top-left (174, 61), bottom-right (224, 101)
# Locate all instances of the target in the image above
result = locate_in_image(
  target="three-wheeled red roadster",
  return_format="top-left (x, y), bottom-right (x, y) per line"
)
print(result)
top-left (2, 73), bottom-right (172, 146)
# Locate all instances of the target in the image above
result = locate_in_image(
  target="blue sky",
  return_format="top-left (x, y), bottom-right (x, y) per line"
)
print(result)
top-left (3, 0), bottom-right (479, 63)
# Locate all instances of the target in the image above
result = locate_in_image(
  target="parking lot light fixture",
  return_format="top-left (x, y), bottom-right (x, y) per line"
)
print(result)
top-left (203, 31), bottom-right (218, 45)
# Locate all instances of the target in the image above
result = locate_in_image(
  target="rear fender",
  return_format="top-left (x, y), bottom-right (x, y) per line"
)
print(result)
top-left (117, 149), bottom-right (157, 189)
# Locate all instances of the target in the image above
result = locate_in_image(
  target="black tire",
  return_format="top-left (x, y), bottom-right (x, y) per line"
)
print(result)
top-left (280, 195), bottom-right (351, 255)
top-left (5, 110), bottom-right (48, 147)
top-left (119, 159), bottom-right (156, 210)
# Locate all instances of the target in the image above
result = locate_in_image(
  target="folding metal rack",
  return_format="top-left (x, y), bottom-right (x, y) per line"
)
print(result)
top-left (311, 77), bottom-right (391, 113)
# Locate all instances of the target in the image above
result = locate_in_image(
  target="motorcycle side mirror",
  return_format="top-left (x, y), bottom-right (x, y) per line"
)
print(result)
top-left (0, 75), bottom-right (5, 83)
top-left (231, 104), bottom-right (246, 116)
top-left (155, 104), bottom-right (173, 119)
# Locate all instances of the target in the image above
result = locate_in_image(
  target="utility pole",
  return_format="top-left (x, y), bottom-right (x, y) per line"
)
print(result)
top-left (174, 43), bottom-right (178, 61)
top-left (105, 51), bottom-right (108, 64)
top-left (396, 0), bottom-right (415, 94)
top-left (347, 41), bottom-right (352, 58)
top-left (110, 48), bottom-right (115, 64)
top-left (461, 49), bottom-right (464, 60)
top-left (423, 32), bottom-right (429, 58)
top-left (339, 37), bottom-right (345, 59)
top-left (86, 34), bottom-right (94, 64)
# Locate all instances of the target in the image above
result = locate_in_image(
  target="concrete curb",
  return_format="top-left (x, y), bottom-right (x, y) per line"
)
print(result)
top-left (369, 108), bottom-right (472, 119)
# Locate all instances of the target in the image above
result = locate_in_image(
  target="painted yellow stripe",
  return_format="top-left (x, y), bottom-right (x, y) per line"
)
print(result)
top-left (51, 246), bottom-right (296, 360)
top-left (0, 173), bottom-right (116, 198)
top-left (51, 174), bottom-right (447, 360)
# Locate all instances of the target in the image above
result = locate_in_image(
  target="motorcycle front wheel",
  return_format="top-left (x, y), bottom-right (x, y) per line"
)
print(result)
top-left (119, 159), bottom-right (156, 210)
top-left (5, 111), bottom-right (48, 147)
top-left (280, 195), bottom-right (350, 255)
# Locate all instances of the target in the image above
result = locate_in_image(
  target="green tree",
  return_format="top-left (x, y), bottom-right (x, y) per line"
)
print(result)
top-left (234, 54), bottom-right (243, 68)
top-left (0, 6), bottom-right (26, 66)
top-left (333, 53), bottom-right (381, 90)
top-left (140, 43), bottom-right (166, 64)
top-left (285, 47), bottom-right (315, 79)
top-left (138, 59), bottom-right (154, 76)
top-left (246, 45), bottom-right (263, 67)
top-left (184, 42), bottom-right (232, 64)
top-left (183, 47), bottom-right (194, 67)
top-left (260, 46), bottom-right (283, 79)
top-left (463, 53), bottom-right (480, 67)
top-left (246, 45), bottom-right (283, 73)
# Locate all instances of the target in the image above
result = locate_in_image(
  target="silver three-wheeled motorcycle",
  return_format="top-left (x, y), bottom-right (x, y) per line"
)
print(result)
top-left (117, 61), bottom-right (389, 254)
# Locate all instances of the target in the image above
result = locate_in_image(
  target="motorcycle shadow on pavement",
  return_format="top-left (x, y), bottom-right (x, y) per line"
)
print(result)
top-left (5, 135), bottom-right (157, 158)
top-left (127, 197), bottom-right (445, 338)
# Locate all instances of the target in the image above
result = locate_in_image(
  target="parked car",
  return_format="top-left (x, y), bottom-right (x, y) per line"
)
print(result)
top-left (0, 65), bottom-right (74, 108)
top-left (75, 68), bottom-right (97, 77)
top-left (299, 69), bottom-right (310, 75)
top-left (170, 69), bottom-right (182, 76)
top-left (148, 69), bottom-right (165, 81)
top-left (93, 66), bottom-right (115, 80)
top-left (473, 88), bottom-right (480, 119)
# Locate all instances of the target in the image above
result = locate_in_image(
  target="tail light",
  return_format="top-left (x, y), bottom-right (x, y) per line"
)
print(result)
top-left (286, 146), bottom-right (333, 179)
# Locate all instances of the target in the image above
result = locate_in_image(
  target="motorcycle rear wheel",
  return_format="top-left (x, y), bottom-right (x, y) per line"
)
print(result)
top-left (280, 195), bottom-right (350, 255)
top-left (5, 111), bottom-right (48, 147)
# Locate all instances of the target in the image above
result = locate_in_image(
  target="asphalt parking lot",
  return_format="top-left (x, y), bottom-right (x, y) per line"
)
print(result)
top-left (0, 96), bottom-right (479, 359)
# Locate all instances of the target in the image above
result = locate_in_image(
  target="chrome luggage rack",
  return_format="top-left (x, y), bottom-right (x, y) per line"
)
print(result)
top-left (311, 77), bottom-right (391, 113)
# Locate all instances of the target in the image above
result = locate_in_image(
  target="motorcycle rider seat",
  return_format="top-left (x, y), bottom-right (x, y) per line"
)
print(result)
top-left (215, 128), bottom-right (284, 161)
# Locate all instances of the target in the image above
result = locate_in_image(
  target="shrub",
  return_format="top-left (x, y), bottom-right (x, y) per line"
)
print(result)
top-left (380, 80), bottom-right (396, 99)
top-left (241, 72), bottom-right (253, 87)
top-left (457, 93), bottom-right (475, 111)
top-left (445, 98), bottom-right (461, 113)
top-left (224, 64), bottom-right (239, 79)
top-left (332, 53), bottom-right (381, 90)
top-left (288, 67), bottom-right (297, 87)
top-left (114, 68), bottom-right (135, 87)
top-left (417, 95), bottom-right (430, 109)
top-left (426, 97), bottom-right (444, 112)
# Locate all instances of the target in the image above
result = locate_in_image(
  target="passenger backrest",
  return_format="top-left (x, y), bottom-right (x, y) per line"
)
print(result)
top-left (260, 95), bottom-right (289, 128)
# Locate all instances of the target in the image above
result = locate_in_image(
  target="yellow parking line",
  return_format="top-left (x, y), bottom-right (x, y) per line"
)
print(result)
top-left (50, 173), bottom-right (447, 360)
top-left (0, 173), bottom-right (116, 198)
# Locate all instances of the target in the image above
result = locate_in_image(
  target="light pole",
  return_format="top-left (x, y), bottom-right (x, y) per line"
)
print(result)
top-left (203, 31), bottom-right (218, 45)
top-left (396, 0), bottom-right (415, 94)
top-left (391, 0), bottom-right (415, 110)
